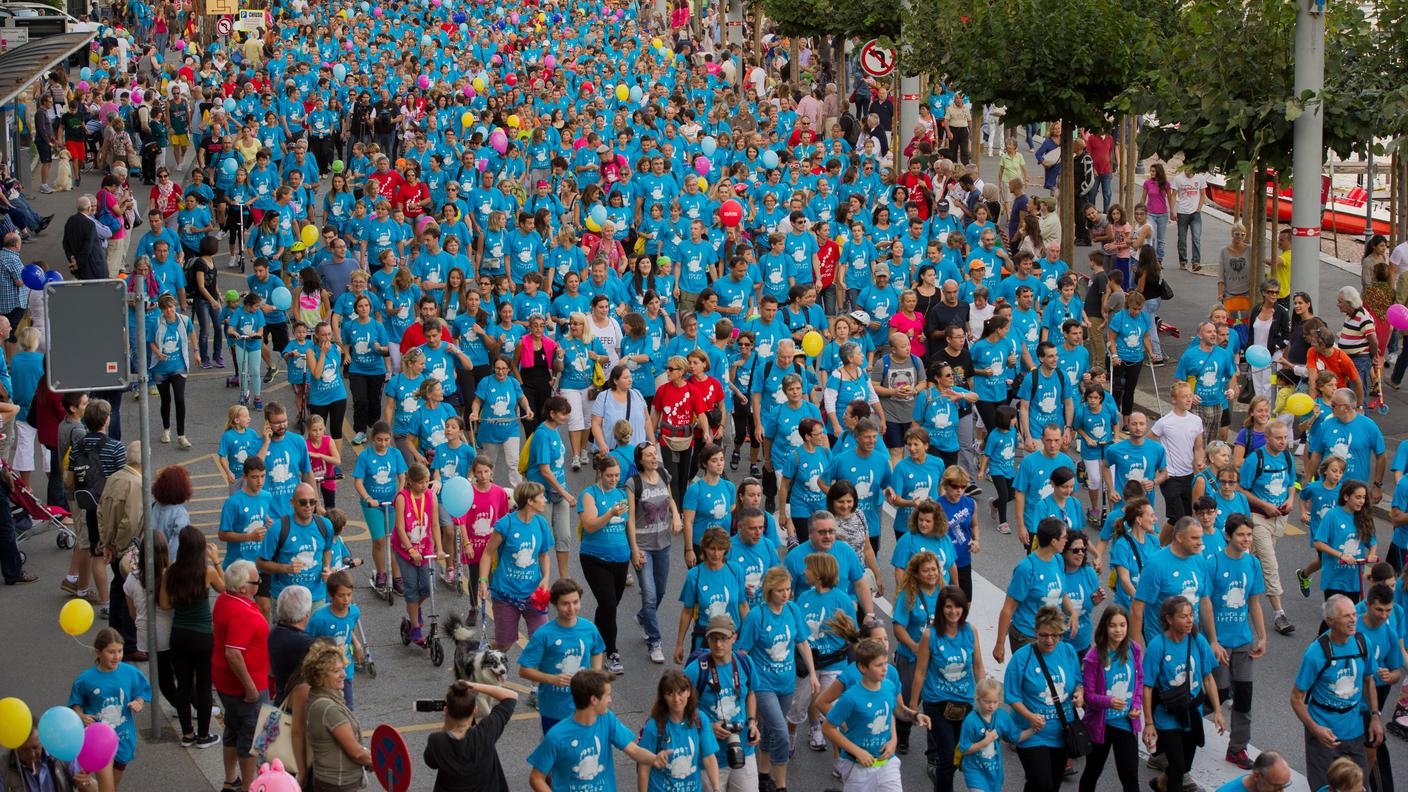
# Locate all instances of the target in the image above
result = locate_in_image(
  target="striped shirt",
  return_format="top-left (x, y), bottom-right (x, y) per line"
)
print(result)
top-left (1336, 307), bottom-right (1377, 357)
top-left (76, 432), bottom-right (127, 477)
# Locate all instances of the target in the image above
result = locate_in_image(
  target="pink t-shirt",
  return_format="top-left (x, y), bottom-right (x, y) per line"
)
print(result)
top-left (395, 488), bottom-right (438, 561)
top-left (1141, 179), bottom-right (1170, 214)
top-left (461, 484), bottom-right (510, 564)
top-left (889, 311), bottom-right (926, 357)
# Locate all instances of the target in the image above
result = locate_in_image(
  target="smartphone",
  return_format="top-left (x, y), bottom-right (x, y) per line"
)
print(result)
top-left (414, 699), bottom-right (446, 713)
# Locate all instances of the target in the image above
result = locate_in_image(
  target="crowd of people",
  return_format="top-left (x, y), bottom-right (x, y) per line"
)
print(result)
top-left (3, 0), bottom-right (1408, 791)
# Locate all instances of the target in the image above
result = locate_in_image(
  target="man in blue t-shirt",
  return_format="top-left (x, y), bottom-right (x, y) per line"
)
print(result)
top-left (527, 669), bottom-right (666, 792)
top-left (1291, 594), bottom-right (1384, 791)
top-left (1132, 516), bottom-right (1211, 647)
top-left (1203, 514), bottom-right (1267, 767)
top-left (257, 403), bottom-right (314, 518)
top-left (519, 579), bottom-right (606, 734)
top-left (1174, 321), bottom-right (1238, 445)
top-left (1306, 388), bottom-right (1387, 501)
top-left (257, 483), bottom-right (333, 606)
top-left (1238, 421), bottom-right (1297, 637)
top-left (1012, 423), bottom-right (1076, 547)
top-left (1103, 411), bottom-right (1169, 508)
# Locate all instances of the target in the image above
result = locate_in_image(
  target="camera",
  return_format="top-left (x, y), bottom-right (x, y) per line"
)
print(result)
top-left (415, 699), bottom-right (447, 712)
top-left (722, 721), bottom-right (745, 769)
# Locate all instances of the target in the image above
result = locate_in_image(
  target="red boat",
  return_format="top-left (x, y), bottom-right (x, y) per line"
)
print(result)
top-left (1205, 175), bottom-right (1392, 237)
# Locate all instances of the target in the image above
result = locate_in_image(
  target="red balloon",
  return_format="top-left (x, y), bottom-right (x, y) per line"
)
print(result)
top-left (718, 199), bottom-right (743, 228)
top-left (506, 73), bottom-right (518, 86)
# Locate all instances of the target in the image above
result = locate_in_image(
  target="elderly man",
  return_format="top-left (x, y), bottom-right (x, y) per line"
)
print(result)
top-left (1214, 751), bottom-right (1290, 792)
top-left (1291, 594), bottom-right (1384, 789)
top-left (923, 280), bottom-right (968, 354)
top-left (1307, 387), bottom-right (1388, 502)
top-left (256, 482), bottom-right (333, 615)
top-left (0, 232), bottom-right (26, 356)
top-left (63, 196), bottom-right (110, 281)
top-left (213, 559), bottom-right (270, 792)
top-left (267, 584), bottom-right (315, 704)
top-left (1, 722), bottom-right (96, 791)
top-left (97, 441), bottom-right (144, 656)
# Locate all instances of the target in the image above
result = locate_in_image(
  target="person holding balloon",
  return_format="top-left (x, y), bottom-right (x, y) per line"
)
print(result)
top-left (66, 628), bottom-right (151, 791)
top-left (1, 720), bottom-right (97, 791)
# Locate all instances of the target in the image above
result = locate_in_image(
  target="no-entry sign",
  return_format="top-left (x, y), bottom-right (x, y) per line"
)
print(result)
top-left (859, 40), bottom-right (895, 78)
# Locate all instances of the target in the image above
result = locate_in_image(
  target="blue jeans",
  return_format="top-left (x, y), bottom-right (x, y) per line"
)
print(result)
top-left (1352, 353), bottom-right (1373, 408)
top-left (1095, 172), bottom-right (1115, 210)
top-left (1149, 212), bottom-right (1170, 263)
top-left (1143, 297), bottom-right (1163, 359)
top-left (754, 689), bottom-right (795, 765)
top-left (635, 546), bottom-right (671, 646)
top-left (193, 299), bottom-right (222, 362)
top-left (1176, 212), bottom-right (1202, 266)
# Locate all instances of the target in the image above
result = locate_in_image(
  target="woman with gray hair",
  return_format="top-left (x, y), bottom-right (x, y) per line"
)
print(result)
top-left (1334, 285), bottom-right (1381, 408)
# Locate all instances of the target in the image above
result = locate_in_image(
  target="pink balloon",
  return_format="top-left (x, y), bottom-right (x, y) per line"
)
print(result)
top-left (464, 84), bottom-right (475, 97)
top-left (77, 723), bottom-right (118, 774)
top-left (1388, 303), bottom-right (1408, 331)
top-left (417, 74), bottom-right (430, 88)
top-left (477, 158), bottom-right (488, 171)
top-left (372, 6), bottom-right (382, 15)
top-left (694, 156), bottom-right (709, 176)
top-left (544, 54), bottom-right (556, 69)
top-left (78, 80), bottom-right (89, 91)
top-left (131, 89), bottom-right (144, 104)
top-left (490, 54), bottom-right (501, 65)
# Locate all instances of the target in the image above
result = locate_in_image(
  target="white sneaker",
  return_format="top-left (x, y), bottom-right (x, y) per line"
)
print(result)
top-left (176, 435), bottom-right (191, 449)
top-left (808, 720), bottom-right (827, 751)
top-left (648, 643), bottom-right (664, 664)
top-left (39, 184), bottom-right (53, 194)
top-left (160, 429), bottom-right (170, 443)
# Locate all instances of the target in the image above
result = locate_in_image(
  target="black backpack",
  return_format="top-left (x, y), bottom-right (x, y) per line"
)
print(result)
top-left (71, 437), bottom-right (108, 511)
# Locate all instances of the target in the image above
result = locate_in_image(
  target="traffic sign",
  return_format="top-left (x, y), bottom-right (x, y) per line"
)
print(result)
top-left (859, 40), bottom-right (895, 78)
top-left (371, 725), bottom-right (411, 792)
top-left (45, 280), bottom-right (130, 392)
top-left (216, 16), bottom-right (233, 35)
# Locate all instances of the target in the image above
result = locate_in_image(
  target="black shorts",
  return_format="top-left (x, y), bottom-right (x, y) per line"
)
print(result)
top-left (36, 137), bottom-right (53, 164)
top-left (263, 321), bottom-right (289, 355)
top-left (85, 509), bottom-right (101, 554)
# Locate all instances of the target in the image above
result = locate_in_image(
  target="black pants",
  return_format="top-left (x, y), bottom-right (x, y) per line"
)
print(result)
top-left (347, 373), bottom-right (384, 435)
top-left (1016, 743), bottom-right (1069, 792)
top-left (976, 400), bottom-right (1002, 436)
top-left (992, 475), bottom-right (1014, 525)
top-left (45, 443), bottom-right (65, 508)
top-left (108, 559), bottom-right (136, 648)
top-left (1112, 360), bottom-right (1143, 418)
top-left (1161, 474), bottom-right (1193, 523)
top-left (1079, 726), bottom-right (1140, 792)
top-left (310, 398), bottom-right (348, 441)
top-left (0, 485), bottom-right (22, 583)
top-left (579, 554), bottom-right (627, 654)
top-left (1158, 723), bottom-right (1202, 792)
top-left (309, 137), bottom-right (333, 174)
top-left (955, 564), bottom-right (973, 603)
top-left (1374, 683), bottom-right (1396, 792)
top-left (157, 374), bottom-right (187, 435)
top-left (947, 126), bottom-right (971, 164)
top-left (731, 398), bottom-right (756, 451)
top-left (921, 701), bottom-right (963, 790)
top-left (521, 370), bottom-right (552, 436)
top-left (168, 626), bottom-right (214, 737)
top-left (663, 445), bottom-right (693, 505)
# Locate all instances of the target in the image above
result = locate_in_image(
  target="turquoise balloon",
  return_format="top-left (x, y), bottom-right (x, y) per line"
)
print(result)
top-left (333, 64), bottom-right (347, 81)
top-left (589, 205), bottom-right (608, 226)
top-left (38, 708), bottom-right (83, 763)
top-left (269, 286), bottom-right (292, 312)
top-left (442, 476), bottom-right (473, 518)
top-left (700, 136), bottom-right (717, 156)
top-left (1245, 344), bottom-right (1272, 368)
top-left (761, 149), bottom-right (779, 170)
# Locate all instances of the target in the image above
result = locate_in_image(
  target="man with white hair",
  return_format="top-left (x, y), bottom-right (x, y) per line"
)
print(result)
top-left (267, 585), bottom-right (315, 704)
top-left (1291, 594), bottom-right (1383, 789)
top-left (62, 195), bottom-right (110, 280)
top-left (97, 441), bottom-right (144, 655)
top-left (213, 559), bottom-right (270, 792)
top-left (1335, 285), bottom-right (1381, 409)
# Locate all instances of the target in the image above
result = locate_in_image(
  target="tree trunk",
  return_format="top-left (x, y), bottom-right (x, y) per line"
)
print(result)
top-left (1248, 165), bottom-right (1267, 308)
top-left (1393, 152), bottom-right (1408, 244)
top-left (834, 34), bottom-right (847, 109)
top-left (789, 36), bottom-right (800, 92)
top-left (1060, 122), bottom-right (1075, 266)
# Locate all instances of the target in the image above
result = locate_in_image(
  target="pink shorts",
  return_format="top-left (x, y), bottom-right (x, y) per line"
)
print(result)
top-left (491, 597), bottom-right (548, 647)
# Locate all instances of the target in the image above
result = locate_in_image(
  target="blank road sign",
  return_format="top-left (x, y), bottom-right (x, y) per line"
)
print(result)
top-left (46, 279), bottom-right (130, 392)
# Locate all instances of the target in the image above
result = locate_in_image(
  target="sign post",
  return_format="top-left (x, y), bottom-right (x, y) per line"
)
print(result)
top-left (858, 39), bottom-right (895, 79)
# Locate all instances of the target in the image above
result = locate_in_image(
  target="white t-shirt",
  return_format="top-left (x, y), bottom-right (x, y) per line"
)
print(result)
top-left (1390, 241), bottom-right (1408, 278)
top-left (1151, 411), bottom-right (1204, 477)
top-left (1170, 173), bottom-right (1206, 215)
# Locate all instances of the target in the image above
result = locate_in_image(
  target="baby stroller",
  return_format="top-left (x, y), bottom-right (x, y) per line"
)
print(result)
top-left (2, 458), bottom-right (76, 553)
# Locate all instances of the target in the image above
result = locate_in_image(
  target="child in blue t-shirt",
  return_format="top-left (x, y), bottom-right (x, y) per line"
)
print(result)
top-left (306, 570), bottom-right (365, 708)
top-left (978, 405), bottom-right (1019, 534)
top-left (823, 640), bottom-right (926, 790)
top-left (958, 678), bottom-right (1036, 792)
top-left (68, 628), bottom-right (153, 783)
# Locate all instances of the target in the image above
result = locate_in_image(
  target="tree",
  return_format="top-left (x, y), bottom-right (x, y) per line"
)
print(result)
top-left (904, 0), bottom-right (1157, 261)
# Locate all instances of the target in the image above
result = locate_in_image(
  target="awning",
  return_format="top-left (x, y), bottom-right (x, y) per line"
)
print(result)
top-left (0, 31), bottom-right (95, 108)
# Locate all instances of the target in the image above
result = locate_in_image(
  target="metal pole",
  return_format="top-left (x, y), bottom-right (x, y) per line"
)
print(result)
top-left (1289, 0), bottom-right (1325, 300)
top-left (725, 0), bottom-right (743, 46)
top-left (896, 73), bottom-right (919, 172)
top-left (132, 293), bottom-right (159, 740)
top-left (1364, 147), bottom-right (1374, 243)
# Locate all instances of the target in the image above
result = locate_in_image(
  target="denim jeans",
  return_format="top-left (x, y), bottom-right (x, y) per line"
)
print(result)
top-left (818, 283), bottom-right (838, 318)
top-left (1351, 353), bottom-right (1373, 408)
top-left (635, 546), bottom-right (671, 646)
top-left (1176, 212), bottom-right (1202, 266)
top-left (1143, 297), bottom-right (1163, 359)
top-left (193, 299), bottom-right (223, 362)
top-left (1095, 172), bottom-right (1115, 211)
top-left (753, 690), bottom-right (795, 765)
top-left (1149, 211), bottom-right (1170, 263)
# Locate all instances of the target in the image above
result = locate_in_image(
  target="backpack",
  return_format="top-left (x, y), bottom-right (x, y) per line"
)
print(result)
top-left (96, 200), bottom-right (123, 235)
top-left (689, 649), bottom-right (753, 696)
top-left (1307, 633), bottom-right (1368, 713)
top-left (268, 515), bottom-right (334, 569)
top-left (70, 437), bottom-right (108, 511)
top-left (517, 429), bottom-right (537, 476)
top-left (881, 353), bottom-right (924, 391)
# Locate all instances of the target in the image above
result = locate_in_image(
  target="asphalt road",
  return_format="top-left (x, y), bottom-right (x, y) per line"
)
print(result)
top-left (3, 146), bottom-right (1406, 792)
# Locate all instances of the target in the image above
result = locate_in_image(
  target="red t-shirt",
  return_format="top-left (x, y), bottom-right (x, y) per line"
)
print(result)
top-left (653, 381), bottom-right (701, 435)
top-left (1085, 133), bottom-right (1116, 175)
top-left (396, 181), bottom-right (430, 217)
top-left (367, 171), bottom-right (406, 203)
top-left (816, 240), bottom-right (839, 288)
top-left (212, 592), bottom-right (270, 695)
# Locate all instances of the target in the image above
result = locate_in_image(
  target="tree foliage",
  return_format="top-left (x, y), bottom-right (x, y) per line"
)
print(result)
top-left (902, 0), bottom-right (1155, 131)
top-left (760, 0), bottom-right (831, 38)
top-left (820, 0), bottom-right (899, 41)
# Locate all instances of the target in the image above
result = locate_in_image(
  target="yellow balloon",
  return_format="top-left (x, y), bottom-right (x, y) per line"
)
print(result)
top-left (300, 225), bottom-right (320, 247)
top-left (59, 599), bottom-right (94, 636)
top-left (835, 235), bottom-right (846, 246)
top-left (697, 177), bottom-right (708, 190)
top-left (461, 111), bottom-right (474, 126)
top-left (615, 84), bottom-right (629, 102)
top-left (633, 237), bottom-right (646, 254)
top-left (651, 37), bottom-right (662, 48)
top-left (0, 698), bottom-right (31, 749)
top-left (506, 114), bottom-right (520, 128)
top-left (585, 216), bottom-right (602, 233)
top-left (1286, 392), bottom-right (1314, 417)
top-left (802, 331), bottom-right (824, 358)
top-left (472, 77), bottom-right (486, 92)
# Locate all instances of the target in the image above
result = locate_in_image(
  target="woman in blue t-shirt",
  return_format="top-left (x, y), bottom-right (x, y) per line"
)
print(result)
top-left (306, 321), bottom-right (349, 440)
top-left (1106, 291), bottom-right (1153, 424)
top-left (1004, 605), bottom-right (1084, 790)
top-left (577, 456), bottom-right (633, 675)
top-left (1142, 597), bottom-right (1223, 792)
top-left (675, 526), bottom-right (749, 662)
top-left (471, 357), bottom-right (531, 487)
top-left (340, 294), bottom-right (391, 444)
top-left (1061, 531), bottom-right (1104, 659)
top-left (146, 294), bottom-right (197, 447)
top-left (1077, 605), bottom-right (1144, 792)
top-left (912, 584), bottom-right (985, 790)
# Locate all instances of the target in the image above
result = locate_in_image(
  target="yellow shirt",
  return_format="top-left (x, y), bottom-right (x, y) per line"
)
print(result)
top-left (1271, 251), bottom-right (1291, 298)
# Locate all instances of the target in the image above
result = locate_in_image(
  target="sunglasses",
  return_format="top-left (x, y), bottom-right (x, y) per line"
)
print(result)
top-left (296, 498), bottom-right (319, 506)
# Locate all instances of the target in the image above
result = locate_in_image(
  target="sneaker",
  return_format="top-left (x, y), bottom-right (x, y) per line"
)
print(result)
top-left (212, 356), bottom-right (225, 368)
top-left (527, 691), bottom-right (538, 709)
top-left (238, 392), bottom-right (249, 406)
top-left (193, 734), bottom-right (220, 749)
top-left (1296, 568), bottom-right (1312, 597)
top-left (392, 578), bottom-right (405, 595)
top-left (648, 643), bottom-right (664, 664)
top-left (749, 463), bottom-right (762, 478)
top-left (1064, 759), bottom-right (1076, 777)
top-left (161, 429), bottom-right (171, 443)
top-left (1273, 613), bottom-right (1295, 635)
top-left (1151, 357), bottom-right (1167, 367)
top-left (81, 588), bottom-right (103, 604)
top-left (730, 449), bottom-right (741, 470)
top-left (1146, 752), bottom-right (1167, 771)
top-left (808, 721), bottom-right (826, 751)
top-left (606, 653), bottom-right (624, 674)
top-left (149, 386), bottom-right (159, 397)
top-left (625, 570), bottom-right (635, 587)
top-left (98, 604), bottom-right (109, 619)
top-left (964, 484), bottom-right (982, 497)
top-left (635, 612), bottom-right (651, 642)
top-left (830, 760), bottom-right (842, 779)
top-left (263, 367), bottom-right (278, 384)
top-left (39, 184), bottom-right (53, 194)
top-left (181, 734), bottom-right (196, 747)
top-left (352, 432), bottom-right (367, 445)
top-left (60, 578), bottom-right (79, 595)
top-left (410, 626), bottom-right (423, 644)
top-left (1225, 749), bottom-right (1254, 770)
top-left (996, 522), bottom-right (1011, 535)
top-left (177, 436), bottom-right (192, 449)
top-left (570, 454), bottom-right (582, 472)
top-left (253, 398), bottom-right (263, 410)
top-left (374, 572), bottom-right (388, 590)
top-left (200, 359), bottom-right (212, 369)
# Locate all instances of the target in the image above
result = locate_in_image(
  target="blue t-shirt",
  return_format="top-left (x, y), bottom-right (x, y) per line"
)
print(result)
top-left (579, 485), bottom-right (630, 562)
top-left (1062, 565), bottom-right (1100, 651)
top-left (1133, 547), bottom-right (1209, 645)
top-left (796, 587), bottom-right (856, 667)
top-left (682, 477), bottom-right (737, 546)
top-left (1206, 549), bottom-right (1266, 648)
top-left (220, 487), bottom-right (278, 566)
top-left (890, 455), bottom-right (945, 534)
top-left (1097, 649), bottom-right (1138, 734)
top-left (69, 663), bottom-right (152, 765)
top-left (218, 427), bottom-right (262, 479)
top-left (1174, 343), bottom-right (1236, 409)
top-left (1109, 530), bottom-right (1156, 611)
top-left (1012, 451), bottom-right (1076, 533)
top-left (778, 445), bottom-right (831, 518)
top-left (1107, 309), bottom-right (1151, 363)
top-left (1309, 415), bottom-right (1385, 488)
top-left (1237, 445), bottom-right (1296, 508)
top-left (826, 450), bottom-right (892, 539)
top-left (489, 512), bottom-right (553, 602)
top-left (958, 707), bottom-right (1025, 792)
top-left (982, 427), bottom-right (1018, 479)
top-left (1144, 631), bottom-right (1218, 730)
top-left (262, 432), bottom-right (312, 516)
top-left (260, 514), bottom-right (331, 601)
top-left (1103, 439), bottom-right (1167, 507)
top-left (729, 537), bottom-right (781, 609)
top-left (353, 446), bottom-right (407, 505)
top-left (474, 375), bottom-right (525, 443)
top-left (785, 540), bottom-right (865, 600)
top-left (826, 677), bottom-right (900, 764)
top-left (1294, 632), bottom-right (1379, 740)
top-left (737, 601), bottom-right (807, 693)
top-left (527, 711), bottom-right (639, 792)
top-left (891, 532), bottom-right (956, 586)
top-left (307, 604), bottom-right (363, 680)
top-left (1004, 642), bottom-right (1081, 748)
top-left (684, 655), bottom-right (755, 761)
top-left (519, 618), bottom-right (607, 720)
top-left (1314, 505), bottom-right (1377, 593)
top-left (1006, 553), bottom-right (1066, 637)
top-left (637, 713), bottom-right (722, 792)
top-left (526, 426), bottom-right (568, 502)
top-left (892, 587), bottom-right (939, 662)
top-left (919, 623), bottom-right (977, 704)
top-left (680, 562), bottom-right (747, 636)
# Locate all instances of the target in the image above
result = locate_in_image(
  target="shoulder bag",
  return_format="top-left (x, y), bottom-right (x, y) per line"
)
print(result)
top-left (1034, 647), bottom-right (1092, 757)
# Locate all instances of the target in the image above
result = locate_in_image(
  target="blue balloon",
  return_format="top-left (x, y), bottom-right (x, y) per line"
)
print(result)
top-left (421, 34), bottom-right (432, 46)
top-left (333, 64), bottom-right (347, 81)
top-left (45, 269), bottom-right (64, 285)
top-left (761, 149), bottom-right (779, 170)
top-left (1245, 344), bottom-right (1272, 369)
top-left (452, 11), bottom-right (466, 23)
top-left (700, 136), bottom-right (717, 156)
top-left (269, 287), bottom-right (293, 312)
top-left (442, 476), bottom-right (473, 518)
top-left (21, 264), bottom-right (45, 291)
top-left (589, 205), bottom-right (608, 226)
top-left (80, 67), bottom-right (92, 80)
top-left (221, 157), bottom-right (238, 175)
top-left (223, 97), bottom-right (236, 113)
top-left (629, 85), bottom-right (642, 103)
top-left (38, 708), bottom-right (84, 763)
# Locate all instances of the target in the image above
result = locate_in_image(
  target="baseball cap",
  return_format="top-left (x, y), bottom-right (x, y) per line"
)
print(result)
top-left (936, 199), bottom-right (950, 211)
top-left (968, 259), bottom-right (987, 270)
top-left (873, 263), bottom-right (891, 276)
top-left (705, 614), bottom-right (736, 638)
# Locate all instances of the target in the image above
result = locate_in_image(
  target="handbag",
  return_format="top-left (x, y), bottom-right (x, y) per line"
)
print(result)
top-left (252, 698), bottom-right (299, 773)
top-left (943, 701), bottom-right (971, 722)
top-left (1033, 647), bottom-right (1092, 758)
top-left (1234, 369), bottom-right (1254, 404)
top-left (1156, 638), bottom-right (1196, 715)
top-left (1158, 278), bottom-right (1174, 301)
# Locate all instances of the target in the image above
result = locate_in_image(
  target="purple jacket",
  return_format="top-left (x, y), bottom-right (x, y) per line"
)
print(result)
top-left (1081, 641), bottom-right (1144, 744)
